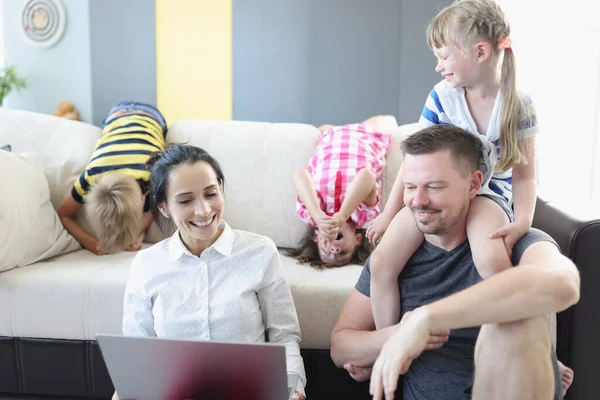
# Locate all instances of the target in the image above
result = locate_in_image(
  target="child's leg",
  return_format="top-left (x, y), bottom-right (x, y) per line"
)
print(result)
top-left (318, 124), bottom-right (335, 134)
top-left (370, 206), bottom-right (424, 329)
top-left (469, 196), bottom-right (576, 396)
top-left (466, 196), bottom-right (512, 279)
top-left (361, 115), bottom-right (398, 132)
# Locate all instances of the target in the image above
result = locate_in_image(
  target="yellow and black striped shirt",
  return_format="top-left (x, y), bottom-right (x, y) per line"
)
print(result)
top-left (72, 114), bottom-right (166, 211)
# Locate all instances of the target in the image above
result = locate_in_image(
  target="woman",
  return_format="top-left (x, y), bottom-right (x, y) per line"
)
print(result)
top-left (114, 144), bottom-right (306, 400)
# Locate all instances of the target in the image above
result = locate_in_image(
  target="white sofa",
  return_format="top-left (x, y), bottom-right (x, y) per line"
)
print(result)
top-left (0, 108), bottom-right (415, 398)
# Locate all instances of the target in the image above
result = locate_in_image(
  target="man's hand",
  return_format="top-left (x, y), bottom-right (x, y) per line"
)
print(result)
top-left (370, 309), bottom-right (433, 400)
top-left (366, 212), bottom-right (394, 245)
top-left (292, 392), bottom-right (305, 400)
top-left (488, 219), bottom-right (529, 258)
top-left (344, 363), bottom-right (373, 382)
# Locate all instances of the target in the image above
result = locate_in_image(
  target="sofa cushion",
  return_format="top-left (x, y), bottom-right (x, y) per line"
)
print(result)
top-left (0, 109), bottom-right (106, 242)
top-left (0, 109), bottom-right (102, 210)
top-left (0, 248), bottom-right (360, 349)
top-left (0, 151), bottom-right (79, 272)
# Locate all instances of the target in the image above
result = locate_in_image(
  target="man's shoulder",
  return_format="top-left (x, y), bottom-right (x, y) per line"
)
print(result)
top-left (511, 228), bottom-right (559, 265)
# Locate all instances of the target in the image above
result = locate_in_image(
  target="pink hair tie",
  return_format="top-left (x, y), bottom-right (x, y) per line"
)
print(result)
top-left (498, 36), bottom-right (512, 49)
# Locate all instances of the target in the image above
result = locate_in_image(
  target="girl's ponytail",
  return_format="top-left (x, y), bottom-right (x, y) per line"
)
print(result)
top-left (498, 47), bottom-right (526, 171)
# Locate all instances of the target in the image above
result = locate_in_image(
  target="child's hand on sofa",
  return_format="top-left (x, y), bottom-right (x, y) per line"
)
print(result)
top-left (126, 240), bottom-right (142, 252)
top-left (83, 240), bottom-right (106, 255)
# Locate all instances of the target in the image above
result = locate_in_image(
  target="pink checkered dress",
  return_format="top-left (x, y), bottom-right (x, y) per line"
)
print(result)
top-left (296, 123), bottom-right (392, 229)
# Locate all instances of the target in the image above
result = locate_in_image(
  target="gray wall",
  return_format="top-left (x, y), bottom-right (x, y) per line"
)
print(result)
top-left (2, 0), bottom-right (156, 126)
top-left (233, 0), bottom-right (441, 126)
top-left (398, 0), bottom-right (443, 123)
top-left (89, 0), bottom-right (156, 126)
top-left (3, 0), bottom-right (93, 122)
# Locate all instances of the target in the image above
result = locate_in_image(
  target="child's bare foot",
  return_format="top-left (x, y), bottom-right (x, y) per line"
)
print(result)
top-left (558, 362), bottom-right (574, 395)
top-left (318, 124), bottom-right (335, 134)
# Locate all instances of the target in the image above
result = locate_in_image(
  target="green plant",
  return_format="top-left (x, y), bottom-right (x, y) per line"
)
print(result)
top-left (0, 66), bottom-right (28, 107)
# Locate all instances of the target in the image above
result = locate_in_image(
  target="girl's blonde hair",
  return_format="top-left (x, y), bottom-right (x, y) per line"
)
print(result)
top-left (426, 0), bottom-right (527, 171)
top-left (86, 174), bottom-right (143, 253)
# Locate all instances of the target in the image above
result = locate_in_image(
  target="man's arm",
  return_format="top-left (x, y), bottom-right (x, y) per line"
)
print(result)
top-left (422, 241), bottom-right (580, 332)
top-left (369, 241), bottom-right (580, 399)
top-left (330, 289), bottom-right (398, 368)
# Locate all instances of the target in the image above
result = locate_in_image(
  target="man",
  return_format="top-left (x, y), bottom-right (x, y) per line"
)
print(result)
top-left (330, 125), bottom-right (580, 400)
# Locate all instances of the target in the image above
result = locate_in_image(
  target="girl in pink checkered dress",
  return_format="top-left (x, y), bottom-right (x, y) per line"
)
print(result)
top-left (287, 115), bottom-right (396, 268)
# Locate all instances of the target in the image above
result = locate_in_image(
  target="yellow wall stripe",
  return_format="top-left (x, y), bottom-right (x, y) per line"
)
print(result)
top-left (156, 0), bottom-right (232, 124)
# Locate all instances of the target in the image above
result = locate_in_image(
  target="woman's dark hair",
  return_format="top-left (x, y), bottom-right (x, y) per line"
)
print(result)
top-left (286, 226), bottom-right (373, 269)
top-left (146, 144), bottom-right (225, 234)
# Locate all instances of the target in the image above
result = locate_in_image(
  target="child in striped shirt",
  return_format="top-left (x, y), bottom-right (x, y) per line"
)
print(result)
top-left (57, 102), bottom-right (167, 255)
top-left (288, 115), bottom-right (395, 269)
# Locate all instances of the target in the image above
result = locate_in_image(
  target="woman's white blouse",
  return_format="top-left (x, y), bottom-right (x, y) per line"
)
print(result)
top-left (122, 222), bottom-right (306, 395)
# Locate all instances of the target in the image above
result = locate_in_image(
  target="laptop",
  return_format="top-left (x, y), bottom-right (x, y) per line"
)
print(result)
top-left (97, 334), bottom-right (299, 400)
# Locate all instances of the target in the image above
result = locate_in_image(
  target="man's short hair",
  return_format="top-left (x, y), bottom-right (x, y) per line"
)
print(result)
top-left (401, 125), bottom-right (483, 176)
top-left (86, 174), bottom-right (143, 253)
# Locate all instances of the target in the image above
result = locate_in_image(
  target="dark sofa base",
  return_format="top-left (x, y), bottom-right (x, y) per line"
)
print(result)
top-left (0, 337), bottom-right (386, 400)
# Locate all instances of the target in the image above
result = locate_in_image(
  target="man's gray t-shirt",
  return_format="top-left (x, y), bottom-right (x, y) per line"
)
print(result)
top-left (356, 228), bottom-right (561, 400)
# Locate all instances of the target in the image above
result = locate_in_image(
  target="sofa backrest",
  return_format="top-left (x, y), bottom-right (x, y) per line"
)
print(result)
top-left (155, 120), bottom-right (418, 248)
top-left (0, 109), bottom-right (420, 248)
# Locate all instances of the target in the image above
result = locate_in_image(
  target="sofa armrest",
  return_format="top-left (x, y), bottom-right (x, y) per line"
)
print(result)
top-left (532, 196), bottom-right (600, 400)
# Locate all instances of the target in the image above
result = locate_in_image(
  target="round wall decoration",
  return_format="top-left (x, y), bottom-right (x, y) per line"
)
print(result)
top-left (21, 0), bottom-right (67, 49)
